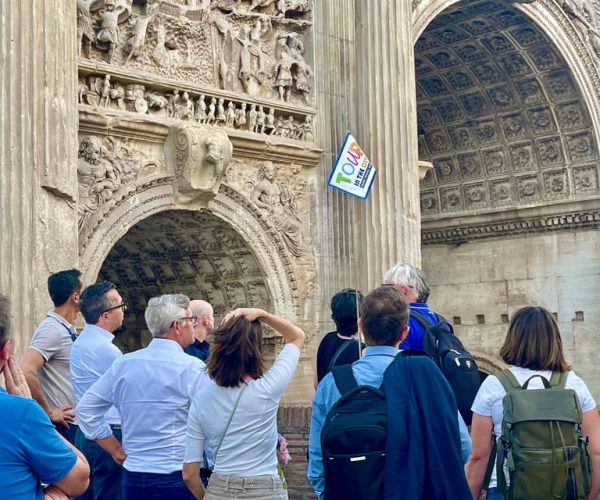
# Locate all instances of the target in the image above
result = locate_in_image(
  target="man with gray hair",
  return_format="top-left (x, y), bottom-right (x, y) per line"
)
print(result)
top-left (77, 293), bottom-right (208, 499)
top-left (383, 263), bottom-right (437, 350)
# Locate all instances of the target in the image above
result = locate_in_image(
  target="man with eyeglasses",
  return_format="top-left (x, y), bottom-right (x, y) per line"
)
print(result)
top-left (71, 281), bottom-right (125, 499)
top-left (77, 294), bottom-right (208, 499)
top-left (21, 269), bottom-right (83, 444)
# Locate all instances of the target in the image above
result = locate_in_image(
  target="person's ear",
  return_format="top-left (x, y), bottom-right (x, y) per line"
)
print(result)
top-left (357, 317), bottom-right (363, 332)
top-left (0, 340), bottom-right (11, 362)
top-left (399, 325), bottom-right (409, 342)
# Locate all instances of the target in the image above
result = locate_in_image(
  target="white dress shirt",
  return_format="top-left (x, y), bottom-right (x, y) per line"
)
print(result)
top-left (71, 324), bottom-right (122, 428)
top-left (76, 338), bottom-right (208, 474)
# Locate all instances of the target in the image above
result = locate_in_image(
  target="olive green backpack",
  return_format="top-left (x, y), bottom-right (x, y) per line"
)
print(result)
top-left (485, 370), bottom-right (592, 500)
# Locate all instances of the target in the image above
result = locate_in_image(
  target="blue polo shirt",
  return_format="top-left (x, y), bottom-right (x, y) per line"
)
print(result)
top-left (0, 388), bottom-right (77, 499)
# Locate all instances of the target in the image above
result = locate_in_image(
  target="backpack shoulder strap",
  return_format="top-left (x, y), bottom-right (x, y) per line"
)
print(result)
top-left (549, 371), bottom-right (568, 389)
top-left (327, 338), bottom-right (358, 372)
top-left (495, 369), bottom-right (522, 392)
top-left (410, 309), bottom-right (434, 328)
top-left (332, 363), bottom-right (359, 396)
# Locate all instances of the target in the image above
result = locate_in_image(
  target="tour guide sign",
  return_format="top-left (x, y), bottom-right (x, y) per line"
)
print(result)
top-left (328, 132), bottom-right (377, 199)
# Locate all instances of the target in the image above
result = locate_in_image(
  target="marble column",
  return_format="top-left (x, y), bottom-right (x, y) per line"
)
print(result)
top-left (0, 0), bottom-right (79, 352)
top-left (354, 0), bottom-right (422, 290)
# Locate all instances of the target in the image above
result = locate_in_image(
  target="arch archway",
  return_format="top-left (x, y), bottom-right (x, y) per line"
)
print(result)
top-left (79, 181), bottom-right (302, 352)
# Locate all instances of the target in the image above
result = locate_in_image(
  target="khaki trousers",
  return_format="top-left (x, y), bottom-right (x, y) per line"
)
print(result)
top-left (205, 472), bottom-right (287, 499)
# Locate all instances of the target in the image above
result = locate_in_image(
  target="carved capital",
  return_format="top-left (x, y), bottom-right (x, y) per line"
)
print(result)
top-left (166, 125), bottom-right (233, 206)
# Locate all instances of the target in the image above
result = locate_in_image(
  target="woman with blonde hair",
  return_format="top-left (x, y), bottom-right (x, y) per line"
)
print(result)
top-left (183, 308), bottom-right (304, 499)
top-left (466, 306), bottom-right (600, 499)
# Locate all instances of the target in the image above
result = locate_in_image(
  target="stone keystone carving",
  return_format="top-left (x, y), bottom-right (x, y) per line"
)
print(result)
top-left (166, 125), bottom-right (233, 206)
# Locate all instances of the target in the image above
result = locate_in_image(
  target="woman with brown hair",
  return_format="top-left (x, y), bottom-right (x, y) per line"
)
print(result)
top-left (466, 306), bottom-right (600, 499)
top-left (183, 308), bottom-right (304, 499)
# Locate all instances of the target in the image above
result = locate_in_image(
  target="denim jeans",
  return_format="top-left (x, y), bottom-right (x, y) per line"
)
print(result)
top-left (55, 422), bottom-right (78, 445)
top-left (75, 426), bottom-right (123, 500)
top-left (122, 469), bottom-right (193, 500)
top-left (486, 487), bottom-right (502, 500)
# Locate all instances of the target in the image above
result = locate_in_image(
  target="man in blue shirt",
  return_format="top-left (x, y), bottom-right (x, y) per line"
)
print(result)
top-left (308, 286), bottom-right (470, 499)
top-left (183, 299), bottom-right (213, 362)
top-left (383, 262), bottom-right (438, 349)
top-left (0, 294), bottom-right (90, 499)
top-left (71, 281), bottom-right (125, 499)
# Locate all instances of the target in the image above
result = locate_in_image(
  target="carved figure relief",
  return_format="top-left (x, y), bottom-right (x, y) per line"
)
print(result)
top-left (76, 1), bottom-right (313, 105)
top-left (77, 135), bottom-right (140, 229)
top-left (79, 73), bottom-right (315, 142)
top-left (249, 161), bottom-right (304, 257)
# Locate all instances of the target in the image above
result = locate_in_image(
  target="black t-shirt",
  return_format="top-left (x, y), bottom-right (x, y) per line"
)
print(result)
top-left (316, 331), bottom-right (362, 384)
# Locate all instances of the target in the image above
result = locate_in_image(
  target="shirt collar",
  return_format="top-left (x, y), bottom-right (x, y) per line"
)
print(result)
top-left (80, 323), bottom-right (115, 341)
top-left (47, 310), bottom-right (75, 330)
top-left (149, 338), bottom-right (184, 352)
top-left (362, 345), bottom-right (400, 357)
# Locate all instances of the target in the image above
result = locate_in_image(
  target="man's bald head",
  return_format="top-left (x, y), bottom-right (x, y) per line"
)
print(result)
top-left (190, 300), bottom-right (214, 341)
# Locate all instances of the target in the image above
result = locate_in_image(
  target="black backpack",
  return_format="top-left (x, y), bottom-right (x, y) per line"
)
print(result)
top-left (320, 363), bottom-right (387, 500)
top-left (411, 309), bottom-right (480, 425)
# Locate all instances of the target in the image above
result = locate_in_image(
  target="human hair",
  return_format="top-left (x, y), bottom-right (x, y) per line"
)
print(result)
top-left (47, 269), bottom-right (82, 307)
top-left (330, 288), bottom-right (364, 336)
top-left (0, 294), bottom-right (12, 346)
top-left (144, 294), bottom-right (190, 338)
top-left (80, 281), bottom-right (116, 325)
top-left (500, 306), bottom-right (570, 372)
top-left (207, 316), bottom-right (265, 388)
top-left (360, 286), bottom-right (409, 346)
top-left (383, 263), bottom-right (430, 303)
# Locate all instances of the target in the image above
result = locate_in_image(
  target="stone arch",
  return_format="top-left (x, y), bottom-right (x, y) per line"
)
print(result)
top-left (79, 181), bottom-right (300, 330)
top-left (413, 0), bottom-right (600, 222)
top-left (472, 350), bottom-right (506, 375)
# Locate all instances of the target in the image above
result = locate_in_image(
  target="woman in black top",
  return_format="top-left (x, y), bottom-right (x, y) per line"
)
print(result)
top-left (314, 288), bottom-right (364, 387)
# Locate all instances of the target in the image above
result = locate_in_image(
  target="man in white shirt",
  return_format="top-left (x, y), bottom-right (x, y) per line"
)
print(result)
top-left (71, 281), bottom-right (125, 500)
top-left (76, 294), bottom-right (207, 499)
top-left (21, 269), bottom-right (83, 444)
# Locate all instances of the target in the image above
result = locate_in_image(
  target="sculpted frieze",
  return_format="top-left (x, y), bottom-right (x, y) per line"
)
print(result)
top-left (77, 0), bottom-right (313, 106)
top-left (78, 134), bottom-right (161, 230)
top-left (79, 73), bottom-right (315, 142)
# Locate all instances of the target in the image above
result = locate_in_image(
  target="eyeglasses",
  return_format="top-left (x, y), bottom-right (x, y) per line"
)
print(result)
top-left (178, 316), bottom-right (198, 327)
top-left (103, 303), bottom-right (127, 314)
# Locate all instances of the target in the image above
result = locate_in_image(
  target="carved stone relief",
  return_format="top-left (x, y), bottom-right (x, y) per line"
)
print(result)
top-left (77, 0), bottom-right (313, 105)
top-left (166, 125), bottom-right (233, 205)
top-left (79, 73), bottom-right (314, 142)
top-left (416, 0), bottom-right (600, 218)
top-left (223, 158), bottom-right (308, 258)
top-left (78, 135), bottom-right (161, 230)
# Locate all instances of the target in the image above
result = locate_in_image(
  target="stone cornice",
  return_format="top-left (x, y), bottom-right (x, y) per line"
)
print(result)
top-left (79, 108), bottom-right (322, 167)
top-left (421, 198), bottom-right (600, 244)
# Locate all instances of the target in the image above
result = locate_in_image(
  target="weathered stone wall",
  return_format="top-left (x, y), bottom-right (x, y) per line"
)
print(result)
top-left (278, 404), bottom-right (315, 500)
top-left (0, 0), bottom-right (79, 351)
top-left (423, 228), bottom-right (600, 400)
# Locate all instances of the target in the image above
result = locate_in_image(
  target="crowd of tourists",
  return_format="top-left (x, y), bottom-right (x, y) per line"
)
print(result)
top-left (1, 263), bottom-right (599, 499)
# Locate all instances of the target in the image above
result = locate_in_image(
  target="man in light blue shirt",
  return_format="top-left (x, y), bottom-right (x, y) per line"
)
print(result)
top-left (308, 286), bottom-right (471, 499)
top-left (72, 281), bottom-right (125, 499)
top-left (76, 294), bottom-right (208, 499)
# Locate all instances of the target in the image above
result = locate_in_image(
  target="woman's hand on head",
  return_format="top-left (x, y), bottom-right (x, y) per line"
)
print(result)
top-left (221, 308), bottom-right (265, 326)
